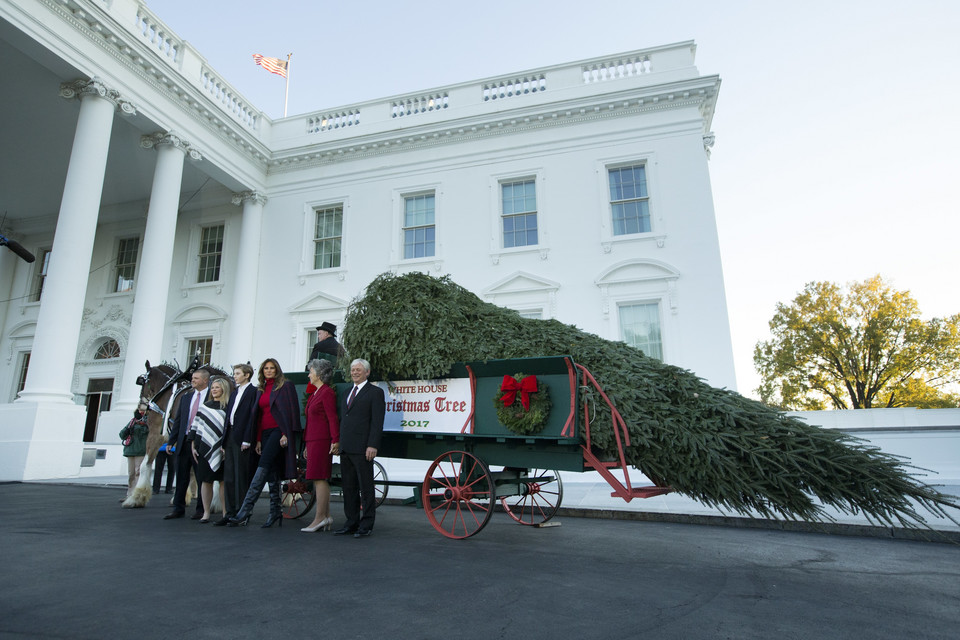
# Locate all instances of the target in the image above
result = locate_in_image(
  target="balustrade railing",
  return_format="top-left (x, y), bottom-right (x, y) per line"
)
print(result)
top-left (118, 2), bottom-right (696, 143)
top-left (133, 6), bottom-right (181, 65)
top-left (307, 109), bottom-right (361, 133)
top-left (201, 70), bottom-right (259, 130)
top-left (582, 55), bottom-right (652, 83)
top-left (391, 93), bottom-right (449, 118)
top-left (482, 74), bottom-right (547, 101)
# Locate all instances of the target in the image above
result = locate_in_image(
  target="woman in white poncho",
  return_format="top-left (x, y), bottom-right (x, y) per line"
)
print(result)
top-left (191, 376), bottom-right (230, 523)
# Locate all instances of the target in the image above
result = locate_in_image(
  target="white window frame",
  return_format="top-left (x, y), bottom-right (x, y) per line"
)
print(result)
top-left (488, 170), bottom-right (547, 263)
top-left (301, 198), bottom-right (349, 276)
top-left (186, 336), bottom-right (214, 366)
top-left (617, 300), bottom-right (664, 360)
top-left (312, 204), bottom-right (344, 270)
top-left (401, 191), bottom-right (436, 260)
top-left (595, 153), bottom-right (665, 250)
top-left (390, 184), bottom-right (442, 269)
top-left (182, 219), bottom-right (229, 290)
top-left (513, 308), bottom-right (544, 320)
top-left (196, 224), bottom-right (225, 284)
top-left (500, 176), bottom-right (539, 249)
top-left (30, 248), bottom-right (52, 303)
top-left (12, 351), bottom-right (30, 401)
top-left (111, 236), bottom-right (140, 294)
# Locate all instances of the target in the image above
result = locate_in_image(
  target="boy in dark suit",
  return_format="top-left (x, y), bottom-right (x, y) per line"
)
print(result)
top-left (216, 363), bottom-right (257, 525)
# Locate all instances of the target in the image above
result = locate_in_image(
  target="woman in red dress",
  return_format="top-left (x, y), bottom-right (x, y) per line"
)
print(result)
top-left (301, 358), bottom-right (340, 532)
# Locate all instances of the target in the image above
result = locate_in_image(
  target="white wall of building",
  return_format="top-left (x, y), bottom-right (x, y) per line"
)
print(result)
top-left (0, 0), bottom-right (738, 479)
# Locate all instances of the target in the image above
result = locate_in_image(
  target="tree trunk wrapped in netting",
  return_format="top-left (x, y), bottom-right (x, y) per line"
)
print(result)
top-left (342, 272), bottom-right (958, 528)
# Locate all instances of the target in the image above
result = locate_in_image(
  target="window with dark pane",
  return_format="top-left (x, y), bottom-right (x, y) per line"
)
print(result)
top-left (403, 193), bottom-right (435, 259)
top-left (314, 205), bottom-right (343, 269)
top-left (197, 225), bottom-right (224, 283)
top-left (114, 237), bottom-right (139, 293)
top-left (94, 339), bottom-right (121, 359)
top-left (608, 165), bottom-right (650, 236)
top-left (501, 179), bottom-right (538, 248)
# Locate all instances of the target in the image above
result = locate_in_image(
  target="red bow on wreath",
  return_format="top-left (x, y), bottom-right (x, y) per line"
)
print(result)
top-left (500, 375), bottom-right (538, 411)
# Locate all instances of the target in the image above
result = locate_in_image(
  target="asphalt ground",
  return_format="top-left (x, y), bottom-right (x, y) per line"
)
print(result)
top-left (1, 483), bottom-right (959, 640)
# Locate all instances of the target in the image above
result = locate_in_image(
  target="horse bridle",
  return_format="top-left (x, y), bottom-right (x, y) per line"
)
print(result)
top-left (136, 358), bottom-right (199, 416)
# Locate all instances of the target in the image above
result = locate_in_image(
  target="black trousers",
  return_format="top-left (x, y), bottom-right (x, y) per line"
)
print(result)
top-left (340, 452), bottom-right (376, 532)
top-left (152, 449), bottom-right (175, 493)
top-left (171, 445), bottom-right (202, 515)
top-left (221, 438), bottom-right (251, 518)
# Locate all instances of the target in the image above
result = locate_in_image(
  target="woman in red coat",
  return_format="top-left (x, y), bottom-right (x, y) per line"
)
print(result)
top-left (229, 358), bottom-right (301, 528)
top-left (301, 358), bottom-right (340, 532)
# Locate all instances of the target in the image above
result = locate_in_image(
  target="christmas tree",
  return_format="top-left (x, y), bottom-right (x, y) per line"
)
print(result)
top-left (343, 272), bottom-right (958, 528)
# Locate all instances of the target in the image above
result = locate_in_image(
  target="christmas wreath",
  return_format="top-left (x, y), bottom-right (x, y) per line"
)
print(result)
top-left (493, 373), bottom-right (551, 436)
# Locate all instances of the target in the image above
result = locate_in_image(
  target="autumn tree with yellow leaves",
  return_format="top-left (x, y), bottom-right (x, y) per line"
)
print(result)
top-left (755, 275), bottom-right (960, 410)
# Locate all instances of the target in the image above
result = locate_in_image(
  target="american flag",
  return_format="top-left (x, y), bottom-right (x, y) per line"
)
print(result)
top-left (252, 54), bottom-right (288, 78)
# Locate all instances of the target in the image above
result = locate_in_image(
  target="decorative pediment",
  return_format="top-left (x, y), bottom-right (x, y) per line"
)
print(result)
top-left (483, 271), bottom-right (560, 297)
top-left (172, 303), bottom-right (228, 324)
top-left (288, 291), bottom-right (350, 314)
top-left (595, 259), bottom-right (679, 286)
top-left (8, 321), bottom-right (36, 339)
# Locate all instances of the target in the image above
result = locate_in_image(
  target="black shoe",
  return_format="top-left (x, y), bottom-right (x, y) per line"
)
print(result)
top-left (213, 517), bottom-right (231, 527)
top-left (227, 515), bottom-right (251, 527)
top-left (333, 526), bottom-right (357, 536)
top-left (164, 489), bottom-right (173, 494)
top-left (190, 512), bottom-right (203, 520)
top-left (163, 511), bottom-right (185, 520)
top-left (354, 529), bottom-right (373, 538)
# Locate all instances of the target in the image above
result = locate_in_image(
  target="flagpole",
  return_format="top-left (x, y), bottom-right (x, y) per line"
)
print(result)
top-left (283, 53), bottom-right (292, 117)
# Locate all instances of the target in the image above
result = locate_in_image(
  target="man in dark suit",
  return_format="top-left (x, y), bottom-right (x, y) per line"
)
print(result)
top-left (215, 363), bottom-right (257, 526)
top-left (164, 369), bottom-right (209, 519)
top-left (333, 358), bottom-right (385, 538)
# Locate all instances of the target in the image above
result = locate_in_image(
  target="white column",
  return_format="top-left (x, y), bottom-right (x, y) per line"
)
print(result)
top-left (226, 191), bottom-right (266, 364)
top-left (17, 79), bottom-right (135, 404)
top-left (116, 132), bottom-right (202, 410)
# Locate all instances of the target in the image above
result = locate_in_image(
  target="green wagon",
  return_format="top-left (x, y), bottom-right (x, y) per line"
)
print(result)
top-left (282, 355), bottom-right (670, 538)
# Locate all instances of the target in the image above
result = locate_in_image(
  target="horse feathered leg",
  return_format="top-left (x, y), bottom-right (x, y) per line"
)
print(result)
top-left (185, 469), bottom-right (197, 507)
top-left (123, 412), bottom-right (165, 508)
top-left (124, 458), bottom-right (153, 508)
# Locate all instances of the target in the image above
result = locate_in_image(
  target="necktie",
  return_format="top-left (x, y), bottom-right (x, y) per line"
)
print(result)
top-left (347, 386), bottom-right (358, 408)
top-left (189, 391), bottom-right (201, 425)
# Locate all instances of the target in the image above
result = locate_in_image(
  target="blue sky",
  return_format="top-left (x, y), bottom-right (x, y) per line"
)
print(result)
top-left (147, 0), bottom-right (960, 397)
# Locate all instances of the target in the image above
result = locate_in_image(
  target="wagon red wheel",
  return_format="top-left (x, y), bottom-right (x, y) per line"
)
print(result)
top-left (330, 460), bottom-right (388, 510)
top-left (373, 459), bottom-right (389, 507)
top-left (422, 451), bottom-right (494, 539)
top-left (282, 471), bottom-right (316, 519)
top-left (500, 468), bottom-right (563, 526)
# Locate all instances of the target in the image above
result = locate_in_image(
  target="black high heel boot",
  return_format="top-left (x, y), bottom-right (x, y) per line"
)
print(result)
top-left (261, 481), bottom-right (283, 528)
top-left (229, 467), bottom-right (267, 527)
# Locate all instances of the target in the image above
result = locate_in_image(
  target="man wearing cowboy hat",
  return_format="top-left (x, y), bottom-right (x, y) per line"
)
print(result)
top-left (308, 321), bottom-right (345, 368)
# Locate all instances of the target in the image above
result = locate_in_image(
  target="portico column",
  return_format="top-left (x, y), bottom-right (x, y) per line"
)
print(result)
top-left (226, 191), bottom-right (266, 364)
top-left (116, 132), bottom-right (202, 410)
top-left (17, 79), bottom-right (136, 404)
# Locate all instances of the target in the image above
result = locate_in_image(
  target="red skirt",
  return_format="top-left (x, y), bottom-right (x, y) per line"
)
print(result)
top-left (306, 439), bottom-right (333, 480)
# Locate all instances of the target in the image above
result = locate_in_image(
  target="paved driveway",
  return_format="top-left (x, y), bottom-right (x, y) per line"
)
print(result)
top-left (1, 483), bottom-right (958, 639)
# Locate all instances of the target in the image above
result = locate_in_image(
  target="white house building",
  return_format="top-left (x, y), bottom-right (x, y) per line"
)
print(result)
top-left (0, 0), bottom-right (736, 481)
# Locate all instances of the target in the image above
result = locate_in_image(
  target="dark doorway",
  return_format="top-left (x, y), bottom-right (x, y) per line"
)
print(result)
top-left (83, 378), bottom-right (114, 442)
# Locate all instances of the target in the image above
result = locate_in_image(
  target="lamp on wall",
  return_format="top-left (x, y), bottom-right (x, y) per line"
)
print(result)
top-left (0, 233), bottom-right (35, 263)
